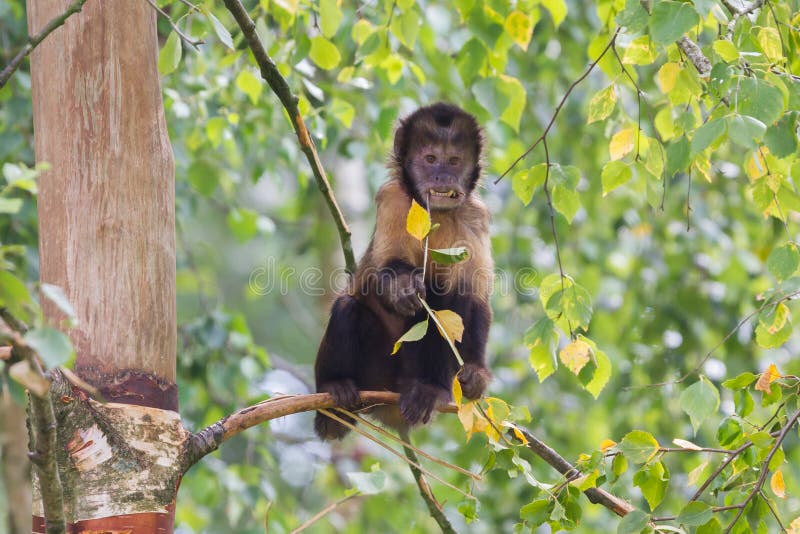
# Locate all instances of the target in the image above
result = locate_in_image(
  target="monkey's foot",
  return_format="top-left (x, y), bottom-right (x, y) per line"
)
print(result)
top-left (318, 378), bottom-right (360, 409)
top-left (314, 412), bottom-right (354, 440)
top-left (458, 363), bottom-right (492, 399)
top-left (400, 382), bottom-right (450, 425)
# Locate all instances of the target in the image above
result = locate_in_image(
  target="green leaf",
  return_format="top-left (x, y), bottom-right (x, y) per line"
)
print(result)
top-left (737, 78), bottom-right (784, 125)
top-left (204, 9), bottom-right (234, 50)
top-left (712, 39), bottom-right (739, 62)
top-left (601, 160), bottom-right (633, 195)
top-left (497, 75), bottom-right (526, 132)
top-left (649, 1), bottom-right (700, 45)
top-left (690, 119), bottom-right (726, 155)
top-left (235, 70), bottom-right (262, 105)
top-left (0, 271), bottom-right (32, 318)
top-left (330, 98), bottom-right (355, 128)
top-left (226, 207), bottom-right (259, 242)
top-left (633, 461), bottom-right (669, 511)
top-left (319, 0), bottom-right (342, 38)
top-left (390, 8), bottom-right (419, 49)
top-left (430, 247), bottom-right (469, 264)
top-left (584, 347), bottom-right (612, 398)
top-left (617, 509), bottom-right (650, 534)
top-left (615, 0), bottom-right (649, 34)
top-left (188, 160), bottom-right (219, 196)
top-left (346, 470), bottom-right (386, 495)
top-left (717, 416), bottom-right (743, 447)
top-left (309, 36), bottom-right (341, 70)
top-left (722, 372), bottom-right (757, 390)
top-left (666, 137), bottom-right (690, 177)
top-left (546, 282), bottom-right (593, 330)
top-left (205, 117), bottom-right (227, 148)
top-left (756, 27), bottom-right (782, 62)
top-left (676, 502), bottom-right (712, 527)
top-left (552, 186), bottom-right (580, 223)
top-left (618, 430), bottom-right (659, 464)
top-left (588, 85), bottom-right (617, 124)
top-left (542, 0), bottom-right (567, 28)
top-left (726, 115), bottom-right (766, 149)
top-left (24, 327), bottom-right (75, 368)
top-left (680, 376), bottom-right (720, 434)
top-left (512, 164), bottom-right (546, 206)
top-left (0, 197), bottom-right (23, 214)
top-left (764, 114), bottom-right (799, 158)
top-left (158, 32), bottom-right (182, 76)
top-left (525, 317), bottom-right (558, 382)
top-left (40, 283), bottom-right (77, 321)
top-left (755, 319), bottom-right (792, 348)
top-left (392, 319), bottom-right (428, 355)
top-left (767, 243), bottom-right (800, 281)
top-left (520, 499), bottom-right (552, 527)
top-left (456, 38), bottom-right (487, 84)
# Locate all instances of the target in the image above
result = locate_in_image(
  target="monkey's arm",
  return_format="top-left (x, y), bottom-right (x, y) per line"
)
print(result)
top-left (357, 180), bottom-right (425, 316)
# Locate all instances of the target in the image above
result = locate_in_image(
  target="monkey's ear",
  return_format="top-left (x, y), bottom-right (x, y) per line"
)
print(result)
top-left (392, 120), bottom-right (407, 162)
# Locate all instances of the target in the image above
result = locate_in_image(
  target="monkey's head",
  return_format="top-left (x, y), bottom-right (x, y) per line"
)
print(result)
top-left (393, 103), bottom-right (483, 211)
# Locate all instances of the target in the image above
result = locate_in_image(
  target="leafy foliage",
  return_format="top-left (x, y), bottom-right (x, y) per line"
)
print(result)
top-left (2, 0), bottom-right (800, 532)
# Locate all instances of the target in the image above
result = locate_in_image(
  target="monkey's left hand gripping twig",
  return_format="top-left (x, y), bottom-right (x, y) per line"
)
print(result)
top-left (221, 0), bottom-right (356, 273)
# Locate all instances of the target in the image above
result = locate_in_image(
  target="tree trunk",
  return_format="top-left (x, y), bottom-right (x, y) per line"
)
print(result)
top-left (27, 0), bottom-right (180, 531)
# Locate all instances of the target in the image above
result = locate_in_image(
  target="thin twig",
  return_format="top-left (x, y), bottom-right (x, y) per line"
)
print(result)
top-left (144, 0), bottom-right (204, 49)
top-left (495, 28), bottom-right (621, 183)
top-left (347, 411), bottom-right (480, 480)
top-left (221, 0), bottom-right (356, 273)
top-left (289, 494), bottom-right (357, 534)
top-left (399, 427), bottom-right (456, 534)
top-left (724, 407), bottom-right (800, 533)
top-left (0, 0), bottom-right (89, 89)
top-left (318, 409), bottom-right (473, 499)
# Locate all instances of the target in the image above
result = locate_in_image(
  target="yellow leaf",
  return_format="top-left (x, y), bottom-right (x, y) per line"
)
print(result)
top-left (657, 62), bottom-right (681, 93)
top-left (510, 424), bottom-right (528, 444)
top-left (712, 40), bottom-right (739, 62)
top-left (406, 199), bottom-right (431, 240)
top-left (457, 401), bottom-right (486, 441)
top-left (771, 469), bottom-right (787, 499)
top-left (609, 128), bottom-right (635, 161)
top-left (559, 338), bottom-right (592, 375)
top-left (755, 363), bottom-right (782, 392)
top-left (789, 517), bottom-right (800, 534)
top-left (757, 27), bottom-right (782, 62)
top-left (600, 438), bottom-right (617, 451)
top-left (452, 375), bottom-right (463, 407)
top-left (504, 10), bottom-right (533, 50)
top-left (745, 147), bottom-right (769, 180)
top-left (433, 309), bottom-right (464, 343)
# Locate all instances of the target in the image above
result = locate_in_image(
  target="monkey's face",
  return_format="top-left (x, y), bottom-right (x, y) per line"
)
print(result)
top-left (406, 142), bottom-right (476, 211)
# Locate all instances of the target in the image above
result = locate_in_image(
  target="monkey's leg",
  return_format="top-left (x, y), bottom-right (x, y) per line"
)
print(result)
top-left (398, 327), bottom-right (455, 426)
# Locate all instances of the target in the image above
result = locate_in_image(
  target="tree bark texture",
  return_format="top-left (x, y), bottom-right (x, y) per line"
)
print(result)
top-left (27, 1), bottom-right (180, 531)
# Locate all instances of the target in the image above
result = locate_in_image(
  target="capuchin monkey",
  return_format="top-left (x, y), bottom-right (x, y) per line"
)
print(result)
top-left (314, 103), bottom-right (493, 440)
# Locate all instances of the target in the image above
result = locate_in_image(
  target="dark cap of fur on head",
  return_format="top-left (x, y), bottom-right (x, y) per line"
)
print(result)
top-left (392, 102), bottom-right (484, 197)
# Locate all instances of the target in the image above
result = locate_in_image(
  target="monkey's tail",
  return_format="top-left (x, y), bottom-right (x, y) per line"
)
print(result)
top-left (314, 411), bottom-right (355, 441)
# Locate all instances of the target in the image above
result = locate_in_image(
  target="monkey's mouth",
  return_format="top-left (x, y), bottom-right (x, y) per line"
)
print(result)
top-left (428, 188), bottom-right (461, 199)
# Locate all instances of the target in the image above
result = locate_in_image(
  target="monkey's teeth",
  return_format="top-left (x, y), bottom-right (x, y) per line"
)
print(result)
top-left (429, 189), bottom-right (459, 198)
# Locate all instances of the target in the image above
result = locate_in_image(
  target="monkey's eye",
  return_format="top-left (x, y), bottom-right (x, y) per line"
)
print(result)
top-left (448, 157), bottom-right (461, 166)
top-left (424, 154), bottom-right (437, 164)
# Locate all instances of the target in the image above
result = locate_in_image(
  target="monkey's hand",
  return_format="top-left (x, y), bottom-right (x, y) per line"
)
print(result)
top-left (386, 271), bottom-right (425, 317)
top-left (318, 379), bottom-right (360, 409)
top-left (400, 381), bottom-right (449, 425)
top-left (458, 363), bottom-right (491, 399)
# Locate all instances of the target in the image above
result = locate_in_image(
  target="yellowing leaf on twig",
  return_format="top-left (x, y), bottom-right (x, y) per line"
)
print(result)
top-left (406, 199), bottom-right (431, 240)
top-left (600, 439), bottom-right (617, 451)
top-left (433, 309), bottom-right (464, 343)
top-left (609, 128), bottom-right (636, 160)
top-left (755, 363), bottom-right (782, 392)
top-left (771, 469), bottom-right (787, 499)
top-left (559, 338), bottom-right (592, 375)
